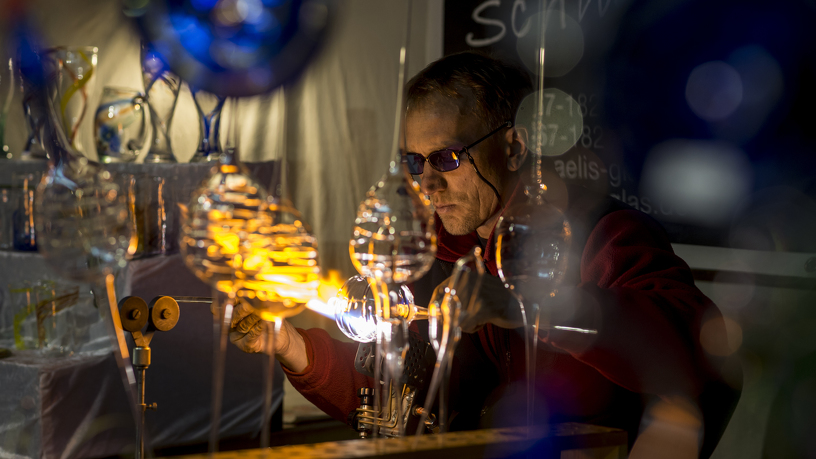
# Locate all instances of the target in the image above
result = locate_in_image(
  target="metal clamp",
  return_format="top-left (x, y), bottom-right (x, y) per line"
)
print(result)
top-left (118, 295), bottom-right (180, 459)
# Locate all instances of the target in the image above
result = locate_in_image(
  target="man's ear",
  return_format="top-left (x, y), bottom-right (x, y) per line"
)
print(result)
top-left (505, 125), bottom-right (528, 172)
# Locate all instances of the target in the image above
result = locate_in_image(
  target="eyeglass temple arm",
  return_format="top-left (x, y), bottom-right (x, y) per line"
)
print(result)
top-left (463, 120), bottom-right (514, 151)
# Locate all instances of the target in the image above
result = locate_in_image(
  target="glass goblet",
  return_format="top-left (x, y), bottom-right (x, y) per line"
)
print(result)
top-left (94, 87), bottom-right (147, 163)
top-left (189, 87), bottom-right (225, 163)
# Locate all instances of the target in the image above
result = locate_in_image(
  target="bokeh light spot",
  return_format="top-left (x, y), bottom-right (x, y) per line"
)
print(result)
top-left (516, 12), bottom-right (584, 78)
top-left (641, 140), bottom-right (752, 226)
top-left (685, 61), bottom-right (743, 121)
top-left (700, 315), bottom-right (743, 357)
top-left (191, 0), bottom-right (219, 12)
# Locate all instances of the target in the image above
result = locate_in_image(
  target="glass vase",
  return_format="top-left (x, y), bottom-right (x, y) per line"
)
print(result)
top-left (141, 43), bottom-right (180, 163)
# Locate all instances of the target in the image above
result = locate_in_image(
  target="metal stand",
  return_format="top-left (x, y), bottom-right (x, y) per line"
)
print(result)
top-left (118, 296), bottom-right (180, 459)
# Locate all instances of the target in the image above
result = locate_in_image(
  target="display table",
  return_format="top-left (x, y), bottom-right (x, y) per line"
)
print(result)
top-left (0, 159), bottom-right (289, 457)
top-left (177, 423), bottom-right (628, 459)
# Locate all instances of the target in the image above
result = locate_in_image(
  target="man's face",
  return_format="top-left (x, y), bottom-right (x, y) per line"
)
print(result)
top-left (405, 99), bottom-right (506, 236)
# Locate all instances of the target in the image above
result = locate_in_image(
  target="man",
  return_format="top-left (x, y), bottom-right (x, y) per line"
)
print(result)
top-left (229, 52), bottom-right (739, 457)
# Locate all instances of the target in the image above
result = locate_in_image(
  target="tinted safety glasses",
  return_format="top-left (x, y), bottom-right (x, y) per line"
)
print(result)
top-left (402, 121), bottom-right (512, 175)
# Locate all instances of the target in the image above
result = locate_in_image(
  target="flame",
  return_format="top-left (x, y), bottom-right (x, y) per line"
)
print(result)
top-left (306, 270), bottom-right (344, 319)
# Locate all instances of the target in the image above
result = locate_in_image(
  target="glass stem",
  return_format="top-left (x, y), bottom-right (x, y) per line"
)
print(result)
top-left (147, 103), bottom-right (175, 162)
top-left (209, 289), bottom-right (233, 454)
top-left (93, 274), bottom-right (141, 449)
top-left (388, 0), bottom-right (413, 172)
top-left (261, 319), bottom-right (281, 448)
top-left (520, 300), bottom-right (541, 432)
top-left (371, 275), bottom-right (384, 438)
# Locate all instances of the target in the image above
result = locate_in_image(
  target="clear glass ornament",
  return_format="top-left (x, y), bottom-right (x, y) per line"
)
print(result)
top-left (34, 48), bottom-right (135, 283)
top-left (179, 148), bottom-right (268, 295)
top-left (94, 86), bottom-right (147, 163)
top-left (334, 249), bottom-right (488, 436)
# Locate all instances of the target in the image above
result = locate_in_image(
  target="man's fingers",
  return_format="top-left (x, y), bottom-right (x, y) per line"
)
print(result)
top-left (231, 301), bottom-right (256, 328)
top-left (234, 313), bottom-right (261, 334)
top-left (229, 319), bottom-right (267, 353)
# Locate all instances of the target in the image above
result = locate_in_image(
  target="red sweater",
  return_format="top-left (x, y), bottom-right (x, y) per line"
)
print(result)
top-left (283, 186), bottom-right (733, 448)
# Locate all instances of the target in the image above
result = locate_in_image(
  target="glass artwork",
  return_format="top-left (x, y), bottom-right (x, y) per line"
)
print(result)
top-left (94, 87), bottom-right (147, 163)
top-left (20, 54), bottom-right (49, 161)
top-left (141, 43), bottom-right (181, 163)
top-left (189, 87), bottom-right (225, 163)
top-left (47, 46), bottom-right (98, 155)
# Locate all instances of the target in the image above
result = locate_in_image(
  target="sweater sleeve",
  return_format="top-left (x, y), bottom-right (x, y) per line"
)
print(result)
top-left (545, 209), bottom-right (728, 398)
top-left (281, 328), bottom-right (374, 423)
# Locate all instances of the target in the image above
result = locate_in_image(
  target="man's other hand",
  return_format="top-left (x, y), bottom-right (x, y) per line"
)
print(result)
top-left (433, 274), bottom-right (524, 333)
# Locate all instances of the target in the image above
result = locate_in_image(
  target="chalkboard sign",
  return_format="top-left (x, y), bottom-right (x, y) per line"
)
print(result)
top-left (444, 0), bottom-right (816, 252)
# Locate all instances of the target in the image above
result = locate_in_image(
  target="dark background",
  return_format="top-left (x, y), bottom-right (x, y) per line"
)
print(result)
top-left (444, 0), bottom-right (816, 252)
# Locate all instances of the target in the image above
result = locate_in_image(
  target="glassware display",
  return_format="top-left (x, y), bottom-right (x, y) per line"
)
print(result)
top-left (94, 87), bottom-right (147, 163)
top-left (8, 279), bottom-right (81, 355)
top-left (47, 46), bottom-right (98, 155)
top-left (189, 87), bottom-right (225, 163)
top-left (141, 43), bottom-right (181, 163)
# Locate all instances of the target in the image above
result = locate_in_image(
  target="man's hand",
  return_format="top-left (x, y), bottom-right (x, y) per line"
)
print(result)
top-left (432, 274), bottom-right (524, 333)
top-left (228, 300), bottom-right (309, 372)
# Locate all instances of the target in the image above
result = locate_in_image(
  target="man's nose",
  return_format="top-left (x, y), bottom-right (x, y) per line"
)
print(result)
top-left (419, 166), bottom-right (446, 196)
